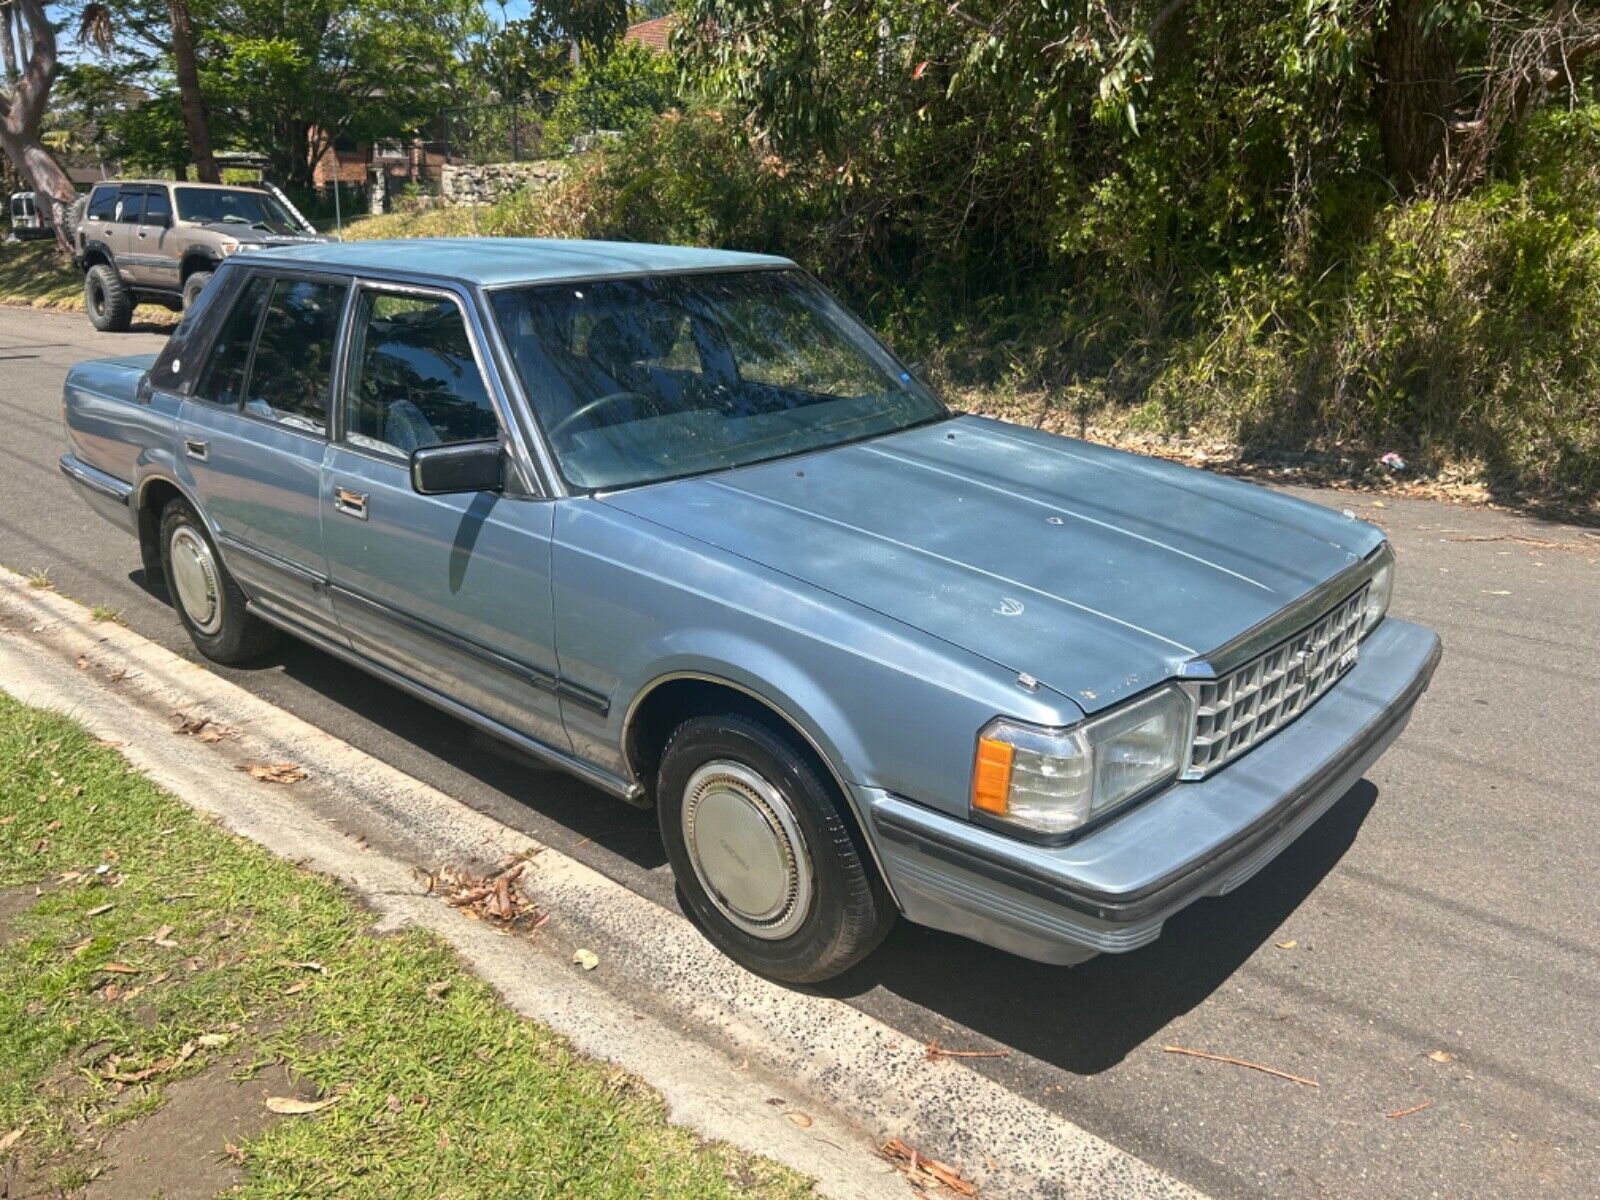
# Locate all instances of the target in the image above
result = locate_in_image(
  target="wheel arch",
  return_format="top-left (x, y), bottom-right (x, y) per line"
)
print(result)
top-left (621, 669), bottom-right (900, 908)
top-left (133, 471), bottom-right (206, 584)
top-left (80, 242), bottom-right (115, 272)
top-left (180, 252), bottom-right (218, 284)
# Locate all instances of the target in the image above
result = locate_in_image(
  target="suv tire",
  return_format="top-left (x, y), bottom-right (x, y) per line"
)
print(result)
top-left (182, 270), bottom-right (213, 311)
top-left (84, 264), bottom-right (132, 332)
top-left (159, 498), bottom-right (277, 664)
top-left (657, 712), bottom-right (895, 982)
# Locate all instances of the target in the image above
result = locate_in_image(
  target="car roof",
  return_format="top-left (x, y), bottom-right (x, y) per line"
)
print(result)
top-left (239, 237), bottom-right (795, 288)
top-left (93, 180), bottom-right (265, 191)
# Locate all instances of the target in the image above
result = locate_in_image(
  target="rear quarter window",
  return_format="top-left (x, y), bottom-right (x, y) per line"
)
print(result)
top-left (86, 187), bottom-right (117, 222)
top-left (194, 276), bottom-right (272, 407)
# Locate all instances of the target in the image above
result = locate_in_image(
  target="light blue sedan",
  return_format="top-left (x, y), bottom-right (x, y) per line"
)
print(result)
top-left (60, 239), bottom-right (1441, 980)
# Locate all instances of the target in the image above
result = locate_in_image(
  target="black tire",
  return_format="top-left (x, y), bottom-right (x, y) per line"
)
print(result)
top-left (657, 713), bottom-right (895, 982)
top-left (182, 270), bottom-right (213, 311)
top-left (158, 498), bottom-right (277, 664)
top-left (84, 263), bottom-right (132, 332)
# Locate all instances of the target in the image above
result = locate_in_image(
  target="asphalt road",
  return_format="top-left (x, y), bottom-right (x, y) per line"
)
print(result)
top-left (5, 305), bottom-right (1598, 1199)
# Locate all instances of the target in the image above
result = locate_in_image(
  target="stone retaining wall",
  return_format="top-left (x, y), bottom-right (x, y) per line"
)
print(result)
top-left (440, 160), bottom-right (567, 206)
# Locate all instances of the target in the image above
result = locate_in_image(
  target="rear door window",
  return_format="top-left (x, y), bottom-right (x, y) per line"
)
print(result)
top-left (341, 291), bottom-right (498, 457)
top-left (194, 275), bottom-right (272, 407)
top-left (114, 188), bottom-right (145, 223)
top-left (242, 278), bottom-right (348, 435)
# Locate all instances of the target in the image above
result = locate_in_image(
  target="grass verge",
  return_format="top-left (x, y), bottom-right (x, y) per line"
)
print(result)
top-left (0, 239), bottom-right (83, 309)
top-left (0, 692), bottom-right (811, 1199)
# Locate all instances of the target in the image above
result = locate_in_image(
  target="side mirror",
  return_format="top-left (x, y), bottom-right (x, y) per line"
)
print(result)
top-left (410, 439), bottom-right (504, 496)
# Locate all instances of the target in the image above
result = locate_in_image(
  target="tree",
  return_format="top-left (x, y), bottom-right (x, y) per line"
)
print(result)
top-left (206, 0), bottom-right (490, 191)
top-left (0, 0), bottom-right (81, 251)
top-left (166, 0), bottom-right (219, 181)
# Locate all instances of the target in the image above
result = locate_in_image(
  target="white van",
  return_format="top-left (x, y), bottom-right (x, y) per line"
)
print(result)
top-left (9, 191), bottom-right (52, 239)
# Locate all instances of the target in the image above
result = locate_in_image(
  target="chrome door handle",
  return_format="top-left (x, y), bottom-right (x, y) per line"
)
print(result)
top-left (183, 438), bottom-right (208, 461)
top-left (333, 486), bottom-right (369, 520)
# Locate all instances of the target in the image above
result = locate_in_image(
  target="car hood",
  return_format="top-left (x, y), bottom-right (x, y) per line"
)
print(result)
top-left (600, 416), bottom-right (1384, 712)
top-left (196, 222), bottom-right (329, 245)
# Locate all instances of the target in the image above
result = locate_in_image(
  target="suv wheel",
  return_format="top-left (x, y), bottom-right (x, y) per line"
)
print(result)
top-left (657, 713), bottom-right (895, 982)
top-left (159, 498), bottom-right (277, 664)
top-left (84, 264), bottom-right (132, 332)
top-left (182, 270), bottom-right (213, 311)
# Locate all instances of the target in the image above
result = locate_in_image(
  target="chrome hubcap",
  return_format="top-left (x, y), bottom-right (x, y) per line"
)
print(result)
top-left (682, 760), bottom-right (813, 941)
top-left (168, 525), bottom-right (222, 635)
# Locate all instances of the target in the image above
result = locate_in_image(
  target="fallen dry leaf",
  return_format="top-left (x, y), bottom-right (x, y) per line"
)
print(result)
top-left (102, 1041), bottom-right (196, 1084)
top-left (0, 1128), bottom-right (21, 1154)
top-left (197, 1033), bottom-right (231, 1049)
top-left (1427, 1050), bottom-right (1455, 1064)
top-left (288, 961), bottom-right (324, 973)
top-left (86, 903), bottom-right (115, 918)
top-left (439, 862), bottom-right (536, 926)
top-left (880, 1138), bottom-right (976, 1196)
top-left (1275, 939), bottom-right (1298, 950)
top-left (175, 714), bottom-right (235, 743)
top-left (785, 1111), bottom-right (812, 1128)
top-left (572, 948), bottom-right (599, 971)
top-left (242, 762), bottom-right (308, 785)
top-left (99, 962), bottom-right (140, 975)
top-left (265, 1096), bottom-right (339, 1116)
top-left (283, 980), bottom-right (311, 996)
top-left (224, 1142), bottom-right (245, 1165)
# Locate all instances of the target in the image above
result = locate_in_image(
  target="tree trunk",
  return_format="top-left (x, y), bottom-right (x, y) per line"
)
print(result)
top-left (1, 6), bottom-right (18, 85)
top-left (1371, 0), bottom-right (1458, 196)
top-left (167, 0), bottom-right (219, 182)
top-left (0, 0), bottom-right (77, 252)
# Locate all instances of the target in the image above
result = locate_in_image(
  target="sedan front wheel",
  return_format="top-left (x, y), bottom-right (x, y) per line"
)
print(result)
top-left (657, 712), bottom-right (894, 982)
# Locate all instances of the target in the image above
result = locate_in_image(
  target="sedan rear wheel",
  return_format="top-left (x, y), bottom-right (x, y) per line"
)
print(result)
top-left (658, 712), bottom-right (894, 982)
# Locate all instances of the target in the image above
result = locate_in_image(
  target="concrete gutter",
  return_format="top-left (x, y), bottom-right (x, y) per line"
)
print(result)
top-left (0, 570), bottom-right (1204, 1200)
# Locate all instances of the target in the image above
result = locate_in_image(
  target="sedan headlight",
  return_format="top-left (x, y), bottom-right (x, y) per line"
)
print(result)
top-left (972, 686), bottom-right (1190, 838)
top-left (1361, 542), bottom-right (1394, 635)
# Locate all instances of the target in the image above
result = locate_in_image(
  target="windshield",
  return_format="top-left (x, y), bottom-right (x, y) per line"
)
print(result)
top-left (490, 270), bottom-right (944, 491)
top-left (174, 187), bottom-right (303, 234)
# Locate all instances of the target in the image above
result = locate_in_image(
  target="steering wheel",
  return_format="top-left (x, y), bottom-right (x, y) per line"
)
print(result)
top-left (547, 390), bottom-right (658, 442)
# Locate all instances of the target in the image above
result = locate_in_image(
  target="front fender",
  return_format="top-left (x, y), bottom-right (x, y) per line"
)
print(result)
top-left (553, 499), bottom-right (1082, 821)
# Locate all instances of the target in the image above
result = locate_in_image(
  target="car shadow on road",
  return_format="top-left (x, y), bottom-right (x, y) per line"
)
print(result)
top-left (818, 782), bottom-right (1378, 1076)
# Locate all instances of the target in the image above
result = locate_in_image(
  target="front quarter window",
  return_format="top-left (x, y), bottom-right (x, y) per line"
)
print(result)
top-left (490, 269), bottom-right (943, 491)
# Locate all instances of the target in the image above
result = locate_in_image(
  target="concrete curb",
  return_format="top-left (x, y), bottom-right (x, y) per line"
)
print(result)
top-left (0, 572), bottom-right (1204, 1200)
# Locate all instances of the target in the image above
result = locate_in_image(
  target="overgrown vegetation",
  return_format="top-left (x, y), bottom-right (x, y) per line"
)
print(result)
top-left (0, 693), bottom-right (809, 1198)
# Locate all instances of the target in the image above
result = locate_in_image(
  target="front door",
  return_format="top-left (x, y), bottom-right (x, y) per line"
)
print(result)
top-left (176, 269), bottom-right (348, 635)
top-left (321, 283), bottom-right (566, 751)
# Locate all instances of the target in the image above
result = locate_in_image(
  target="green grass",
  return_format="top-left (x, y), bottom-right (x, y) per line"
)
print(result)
top-left (0, 693), bottom-right (812, 1199)
top-left (0, 240), bottom-right (81, 309)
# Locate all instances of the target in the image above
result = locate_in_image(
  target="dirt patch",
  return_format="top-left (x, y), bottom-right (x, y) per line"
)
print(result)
top-left (0, 884), bottom-right (37, 942)
top-left (83, 1057), bottom-right (317, 1200)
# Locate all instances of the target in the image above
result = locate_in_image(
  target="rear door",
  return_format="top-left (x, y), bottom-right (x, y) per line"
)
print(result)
top-left (109, 187), bottom-right (146, 283)
top-left (320, 281), bottom-right (567, 750)
top-left (134, 186), bottom-right (180, 293)
top-left (176, 268), bottom-right (349, 637)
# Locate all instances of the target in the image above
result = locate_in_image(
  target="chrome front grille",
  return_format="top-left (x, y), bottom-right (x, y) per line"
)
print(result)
top-left (1185, 585), bottom-right (1368, 776)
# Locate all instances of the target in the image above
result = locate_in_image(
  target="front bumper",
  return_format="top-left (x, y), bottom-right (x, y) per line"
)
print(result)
top-left (866, 617), bottom-right (1442, 965)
